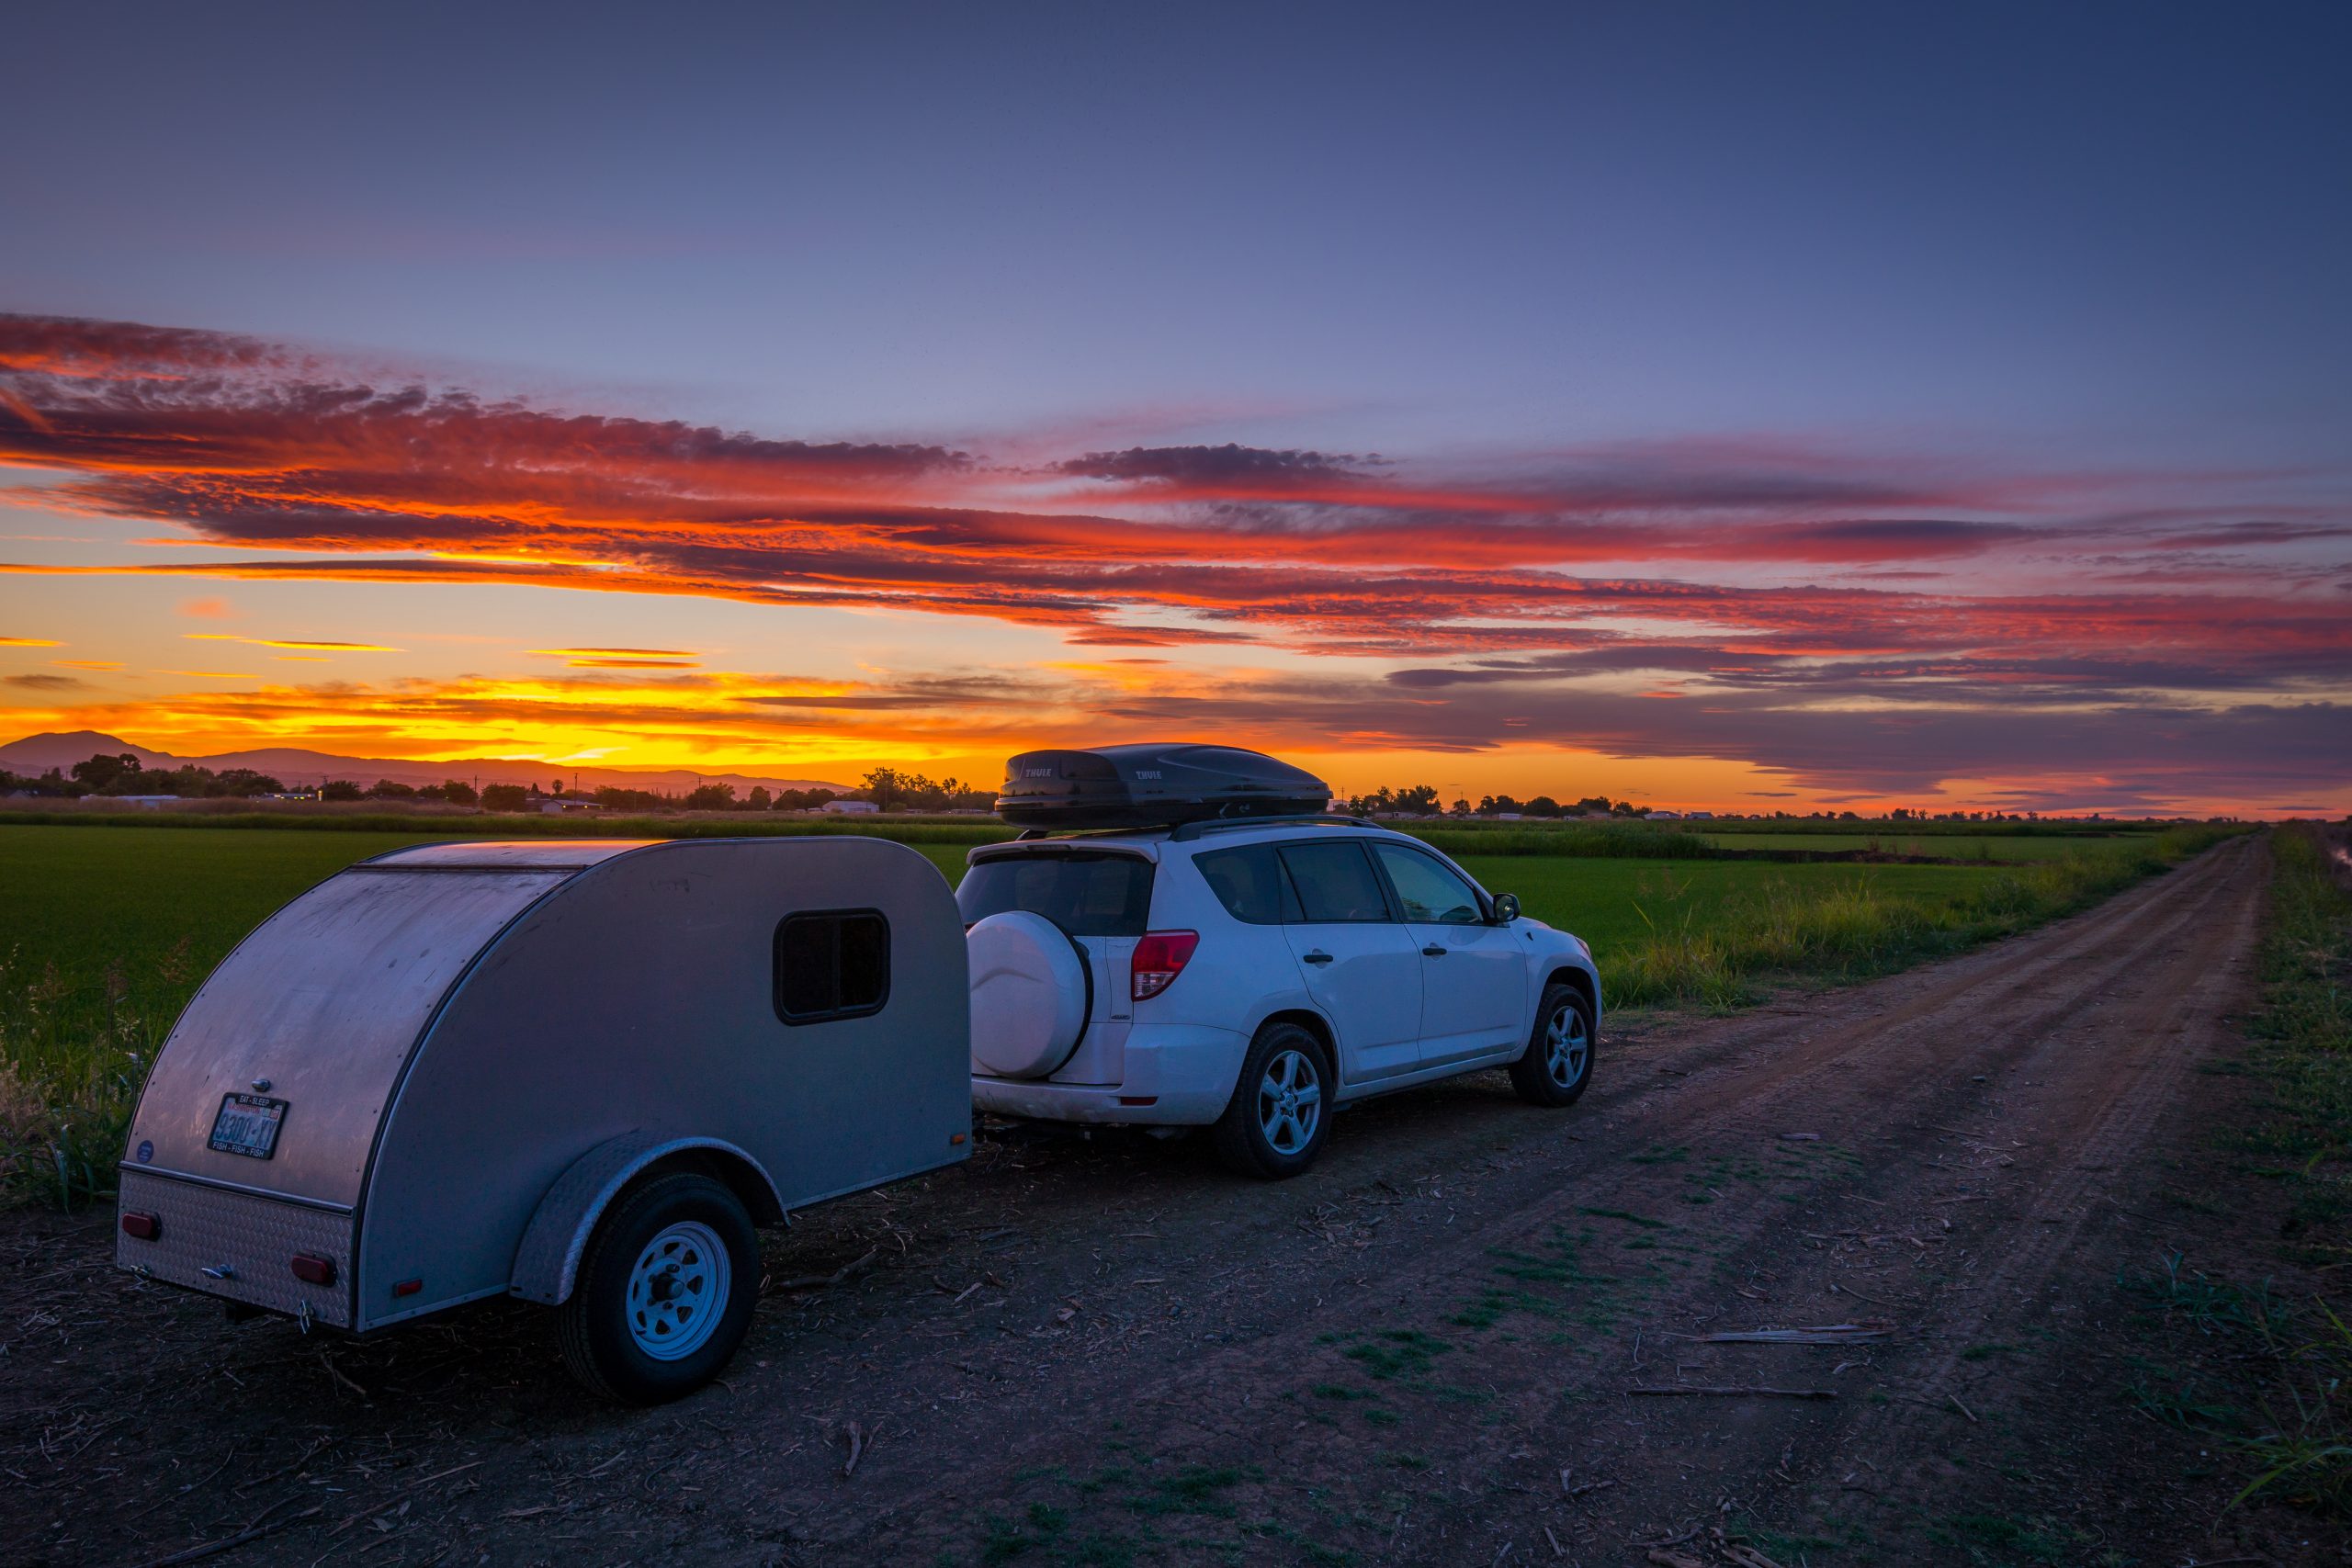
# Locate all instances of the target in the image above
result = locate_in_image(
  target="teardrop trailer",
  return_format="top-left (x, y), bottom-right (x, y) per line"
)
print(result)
top-left (114, 836), bottom-right (970, 1404)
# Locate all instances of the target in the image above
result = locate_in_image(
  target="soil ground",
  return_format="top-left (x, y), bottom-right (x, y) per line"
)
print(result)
top-left (5, 832), bottom-right (2341, 1567)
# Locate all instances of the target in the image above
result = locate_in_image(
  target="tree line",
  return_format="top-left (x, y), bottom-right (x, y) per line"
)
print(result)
top-left (0, 751), bottom-right (996, 815)
top-left (1340, 784), bottom-right (1657, 818)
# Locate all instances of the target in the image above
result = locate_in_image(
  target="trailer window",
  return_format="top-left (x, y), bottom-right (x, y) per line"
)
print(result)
top-left (774, 909), bottom-right (890, 1024)
top-left (957, 852), bottom-right (1154, 936)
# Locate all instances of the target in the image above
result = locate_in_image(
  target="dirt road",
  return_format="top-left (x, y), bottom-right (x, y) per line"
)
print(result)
top-left (6, 833), bottom-right (2331, 1566)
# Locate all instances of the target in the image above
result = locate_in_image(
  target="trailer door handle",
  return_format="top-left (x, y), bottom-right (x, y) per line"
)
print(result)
top-left (1302, 950), bottom-right (1334, 965)
top-left (1422, 944), bottom-right (1448, 957)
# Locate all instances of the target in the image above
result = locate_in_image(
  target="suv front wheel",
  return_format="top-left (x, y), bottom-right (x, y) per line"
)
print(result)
top-left (1509, 982), bottom-right (1595, 1107)
top-left (1212, 1021), bottom-right (1333, 1179)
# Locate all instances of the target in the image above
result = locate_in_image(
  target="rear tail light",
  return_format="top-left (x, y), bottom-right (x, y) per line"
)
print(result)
top-left (121, 1211), bottom-right (161, 1241)
top-left (1131, 930), bottom-right (1199, 1001)
top-left (290, 1254), bottom-right (337, 1286)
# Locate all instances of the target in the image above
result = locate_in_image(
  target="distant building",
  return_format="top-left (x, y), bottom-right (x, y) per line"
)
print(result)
top-left (1683, 810), bottom-right (1714, 820)
top-left (1648, 809), bottom-right (1681, 819)
top-left (115, 795), bottom-right (182, 809)
top-left (538, 798), bottom-right (604, 814)
top-left (820, 799), bottom-right (880, 815)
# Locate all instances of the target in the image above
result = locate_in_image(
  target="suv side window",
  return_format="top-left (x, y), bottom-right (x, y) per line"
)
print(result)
top-left (1372, 844), bottom-right (1487, 924)
top-left (1193, 844), bottom-right (1304, 925)
top-left (1277, 841), bottom-right (1392, 922)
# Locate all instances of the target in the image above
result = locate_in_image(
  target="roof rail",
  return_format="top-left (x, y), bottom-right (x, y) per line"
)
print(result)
top-left (1167, 812), bottom-right (1378, 842)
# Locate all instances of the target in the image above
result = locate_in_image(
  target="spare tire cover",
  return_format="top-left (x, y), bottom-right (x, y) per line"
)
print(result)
top-left (967, 911), bottom-right (1090, 1078)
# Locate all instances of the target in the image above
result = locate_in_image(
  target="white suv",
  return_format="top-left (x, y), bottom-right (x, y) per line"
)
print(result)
top-left (957, 818), bottom-right (1601, 1178)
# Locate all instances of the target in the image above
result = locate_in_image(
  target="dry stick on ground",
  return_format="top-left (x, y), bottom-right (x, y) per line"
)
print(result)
top-left (1830, 1278), bottom-right (1899, 1308)
top-left (324, 1462), bottom-right (483, 1539)
top-left (235, 1437), bottom-right (338, 1495)
top-left (1687, 1323), bottom-right (1890, 1345)
top-left (774, 1247), bottom-right (880, 1293)
top-left (133, 1504), bottom-right (323, 1568)
top-left (1626, 1385), bottom-right (1837, 1400)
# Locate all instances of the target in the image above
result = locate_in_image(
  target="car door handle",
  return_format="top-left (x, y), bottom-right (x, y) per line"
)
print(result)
top-left (1302, 950), bottom-right (1334, 965)
top-left (1422, 944), bottom-right (1448, 957)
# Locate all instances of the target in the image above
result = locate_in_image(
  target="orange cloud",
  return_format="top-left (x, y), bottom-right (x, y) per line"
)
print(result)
top-left (185, 633), bottom-right (404, 652)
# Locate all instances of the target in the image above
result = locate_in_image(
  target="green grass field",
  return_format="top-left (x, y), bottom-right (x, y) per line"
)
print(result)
top-left (1700, 831), bottom-right (2132, 861)
top-left (1456, 854), bottom-right (2011, 951)
top-left (0, 820), bottom-right (2243, 1204)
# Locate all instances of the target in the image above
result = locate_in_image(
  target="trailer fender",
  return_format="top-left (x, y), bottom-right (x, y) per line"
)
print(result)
top-left (510, 1131), bottom-right (786, 1306)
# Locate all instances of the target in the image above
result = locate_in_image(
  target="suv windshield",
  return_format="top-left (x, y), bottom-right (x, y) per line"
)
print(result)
top-left (958, 851), bottom-right (1155, 936)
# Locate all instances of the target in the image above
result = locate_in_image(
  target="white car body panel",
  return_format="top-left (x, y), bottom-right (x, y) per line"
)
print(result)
top-left (961, 820), bottom-right (1600, 1129)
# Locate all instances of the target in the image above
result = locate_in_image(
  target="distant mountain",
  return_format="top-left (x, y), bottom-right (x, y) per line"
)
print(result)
top-left (0, 731), bottom-right (854, 796)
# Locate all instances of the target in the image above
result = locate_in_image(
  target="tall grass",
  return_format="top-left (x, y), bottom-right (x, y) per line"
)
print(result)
top-left (1597, 824), bottom-right (2245, 1008)
top-left (2225, 826), bottom-right (2352, 1514)
top-left (0, 942), bottom-right (190, 1209)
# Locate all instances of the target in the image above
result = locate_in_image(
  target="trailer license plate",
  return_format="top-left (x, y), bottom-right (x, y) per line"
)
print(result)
top-left (208, 1093), bottom-right (287, 1159)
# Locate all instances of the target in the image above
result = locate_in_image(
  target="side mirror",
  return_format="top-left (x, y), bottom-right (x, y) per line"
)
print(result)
top-left (1491, 893), bottom-right (1521, 924)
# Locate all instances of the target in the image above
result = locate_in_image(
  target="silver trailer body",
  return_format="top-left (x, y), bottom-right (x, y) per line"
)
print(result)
top-left (117, 837), bottom-right (970, 1333)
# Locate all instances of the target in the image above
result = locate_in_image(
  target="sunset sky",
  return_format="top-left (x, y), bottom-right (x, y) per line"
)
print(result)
top-left (3, 6), bottom-right (2346, 814)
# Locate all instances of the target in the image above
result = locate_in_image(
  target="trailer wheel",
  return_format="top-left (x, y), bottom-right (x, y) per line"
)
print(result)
top-left (558, 1171), bottom-right (758, 1404)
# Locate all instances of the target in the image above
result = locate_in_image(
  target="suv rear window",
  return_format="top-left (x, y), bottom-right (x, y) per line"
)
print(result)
top-left (958, 851), bottom-right (1155, 936)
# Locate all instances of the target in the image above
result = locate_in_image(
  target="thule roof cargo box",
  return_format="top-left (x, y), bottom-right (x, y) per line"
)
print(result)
top-left (998, 743), bottom-right (1331, 830)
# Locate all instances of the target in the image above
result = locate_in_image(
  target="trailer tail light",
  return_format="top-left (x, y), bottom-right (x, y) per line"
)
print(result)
top-left (121, 1211), bottom-right (161, 1240)
top-left (1131, 931), bottom-right (1199, 1001)
top-left (290, 1254), bottom-right (337, 1286)
top-left (391, 1278), bottom-right (423, 1298)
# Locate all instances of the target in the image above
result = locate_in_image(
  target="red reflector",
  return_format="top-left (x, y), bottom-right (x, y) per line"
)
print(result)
top-left (290, 1254), bottom-right (336, 1286)
top-left (1131, 930), bottom-right (1199, 1001)
top-left (121, 1211), bottom-right (161, 1240)
top-left (949, 1132), bottom-right (967, 1145)
top-left (1117, 1095), bottom-right (1159, 1106)
top-left (391, 1278), bottom-right (423, 1298)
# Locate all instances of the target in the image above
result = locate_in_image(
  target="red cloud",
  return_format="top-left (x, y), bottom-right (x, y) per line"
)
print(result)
top-left (3, 312), bottom-right (2348, 735)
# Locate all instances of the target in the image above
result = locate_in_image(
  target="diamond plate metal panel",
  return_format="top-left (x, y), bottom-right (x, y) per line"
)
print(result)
top-left (116, 1169), bottom-right (355, 1328)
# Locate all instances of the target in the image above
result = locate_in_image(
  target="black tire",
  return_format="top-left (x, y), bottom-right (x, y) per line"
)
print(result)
top-left (1211, 1021), bottom-right (1334, 1179)
top-left (557, 1171), bottom-right (759, 1404)
top-left (1509, 982), bottom-right (1596, 1107)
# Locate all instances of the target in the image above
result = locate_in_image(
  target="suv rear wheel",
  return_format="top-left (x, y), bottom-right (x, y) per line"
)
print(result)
top-left (1509, 982), bottom-right (1595, 1107)
top-left (1212, 1021), bottom-right (1333, 1179)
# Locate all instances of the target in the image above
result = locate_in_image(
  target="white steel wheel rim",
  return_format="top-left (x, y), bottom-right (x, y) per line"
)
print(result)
top-left (1257, 1047), bottom-right (1323, 1155)
top-left (625, 1220), bottom-right (730, 1361)
top-left (1544, 1005), bottom-right (1589, 1089)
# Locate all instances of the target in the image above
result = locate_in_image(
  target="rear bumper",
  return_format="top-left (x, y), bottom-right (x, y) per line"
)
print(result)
top-left (972, 1021), bottom-right (1245, 1124)
top-left (116, 1167), bottom-right (356, 1328)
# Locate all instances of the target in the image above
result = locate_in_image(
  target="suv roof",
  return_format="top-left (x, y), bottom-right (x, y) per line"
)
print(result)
top-left (981, 815), bottom-right (1418, 854)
